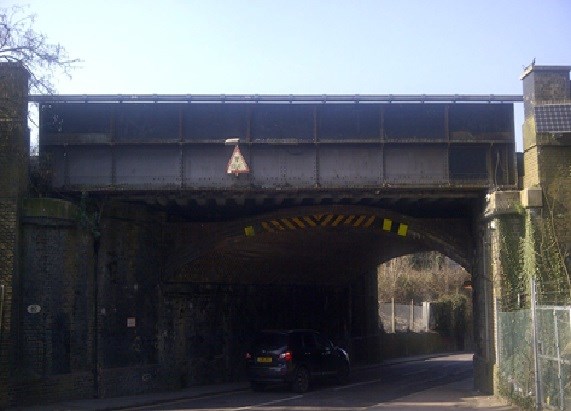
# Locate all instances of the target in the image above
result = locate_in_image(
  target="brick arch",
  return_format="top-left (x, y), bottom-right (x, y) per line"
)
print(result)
top-left (162, 205), bottom-right (474, 283)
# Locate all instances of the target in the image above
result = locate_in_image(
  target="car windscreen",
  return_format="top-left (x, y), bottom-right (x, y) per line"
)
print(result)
top-left (253, 332), bottom-right (288, 350)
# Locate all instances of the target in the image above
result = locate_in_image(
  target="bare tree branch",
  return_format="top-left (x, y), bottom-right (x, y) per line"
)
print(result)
top-left (0, 5), bottom-right (81, 95)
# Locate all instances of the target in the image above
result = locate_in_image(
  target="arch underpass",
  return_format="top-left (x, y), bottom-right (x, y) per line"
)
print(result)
top-left (153, 203), bottom-right (477, 374)
top-left (5, 63), bottom-right (571, 407)
top-left (163, 205), bottom-right (473, 285)
top-left (8, 87), bottom-right (522, 402)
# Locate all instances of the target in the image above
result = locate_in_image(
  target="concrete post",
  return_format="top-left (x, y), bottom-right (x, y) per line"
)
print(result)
top-left (391, 297), bottom-right (396, 333)
top-left (0, 63), bottom-right (29, 408)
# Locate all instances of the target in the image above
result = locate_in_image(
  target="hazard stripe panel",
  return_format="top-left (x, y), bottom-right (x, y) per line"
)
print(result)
top-left (248, 215), bottom-right (410, 238)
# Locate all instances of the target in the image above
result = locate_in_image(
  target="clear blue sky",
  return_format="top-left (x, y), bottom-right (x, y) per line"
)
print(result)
top-left (10, 0), bottom-right (571, 150)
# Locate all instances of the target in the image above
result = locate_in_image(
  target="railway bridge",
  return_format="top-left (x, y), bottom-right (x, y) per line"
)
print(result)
top-left (1, 62), bottom-right (570, 406)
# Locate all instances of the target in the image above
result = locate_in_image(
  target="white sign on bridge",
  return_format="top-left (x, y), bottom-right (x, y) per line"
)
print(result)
top-left (227, 145), bottom-right (250, 176)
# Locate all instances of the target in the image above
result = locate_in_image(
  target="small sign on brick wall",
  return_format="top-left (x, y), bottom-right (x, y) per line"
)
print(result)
top-left (27, 305), bottom-right (41, 314)
top-left (127, 317), bottom-right (136, 327)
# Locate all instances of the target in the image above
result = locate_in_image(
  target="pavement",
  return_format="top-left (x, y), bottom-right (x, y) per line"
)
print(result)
top-left (10, 355), bottom-right (521, 411)
top-left (373, 377), bottom-right (520, 410)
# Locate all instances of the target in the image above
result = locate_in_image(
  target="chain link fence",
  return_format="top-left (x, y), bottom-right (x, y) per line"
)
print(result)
top-left (497, 280), bottom-right (571, 410)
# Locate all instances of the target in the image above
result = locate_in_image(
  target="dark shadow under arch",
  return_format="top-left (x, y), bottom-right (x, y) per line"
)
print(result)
top-left (162, 205), bottom-right (475, 284)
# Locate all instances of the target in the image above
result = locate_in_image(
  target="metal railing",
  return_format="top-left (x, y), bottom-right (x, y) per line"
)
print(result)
top-left (29, 93), bottom-right (524, 104)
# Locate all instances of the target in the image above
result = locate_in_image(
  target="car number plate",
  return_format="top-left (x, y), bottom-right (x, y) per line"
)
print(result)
top-left (256, 357), bottom-right (272, 363)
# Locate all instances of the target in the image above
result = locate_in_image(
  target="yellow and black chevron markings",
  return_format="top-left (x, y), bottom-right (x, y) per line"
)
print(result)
top-left (243, 215), bottom-right (408, 237)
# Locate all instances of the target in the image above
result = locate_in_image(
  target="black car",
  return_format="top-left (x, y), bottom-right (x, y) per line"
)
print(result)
top-left (245, 329), bottom-right (350, 393)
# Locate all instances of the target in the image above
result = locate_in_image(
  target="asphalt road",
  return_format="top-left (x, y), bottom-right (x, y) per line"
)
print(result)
top-left (127, 353), bottom-right (518, 411)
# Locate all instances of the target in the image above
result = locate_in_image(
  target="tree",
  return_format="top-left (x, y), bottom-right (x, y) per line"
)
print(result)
top-left (377, 252), bottom-right (470, 303)
top-left (0, 5), bottom-right (80, 95)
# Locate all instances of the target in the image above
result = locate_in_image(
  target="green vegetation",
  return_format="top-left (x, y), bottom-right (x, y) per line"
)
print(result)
top-left (377, 252), bottom-right (470, 303)
top-left (495, 165), bottom-right (571, 409)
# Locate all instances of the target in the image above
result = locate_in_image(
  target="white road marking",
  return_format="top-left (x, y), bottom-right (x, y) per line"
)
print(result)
top-left (235, 394), bottom-right (304, 410)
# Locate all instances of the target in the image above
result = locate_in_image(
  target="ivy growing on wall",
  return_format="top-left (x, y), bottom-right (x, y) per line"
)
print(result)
top-left (495, 164), bottom-right (571, 408)
top-left (497, 214), bottom-right (527, 311)
top-left (78, 191), bottom-right (100, 238)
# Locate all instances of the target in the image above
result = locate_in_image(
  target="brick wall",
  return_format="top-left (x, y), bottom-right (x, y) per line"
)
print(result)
top-left (523, 68), bottom-right (571, 123)
top-left (159, 282), bottom-right (352, 389)
top-left (98, 366), bottom-right (165, 399)
top-left (537, 144), bottom-right (571, 254)
top-left (0, 198), bottom-right (18, 407)
top-left (11, 372), bottom-right (93, 406)
top-left (521, 65), bottom-right (571, 275)
top-left (8, 198), bottom-right (169, 406)
top-left (95, 202), bottom-right (165, 398)
top-left (11, 199), bottom-right (95, 405)
top-left (0, 63), bottom-right (29, 408)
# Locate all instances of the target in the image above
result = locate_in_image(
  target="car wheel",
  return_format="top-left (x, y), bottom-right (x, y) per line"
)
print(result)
top-left (250, 381), bottom-right (265, 391)
top-left (291, 367), bottom-right (310, 393)
top-left (336, 363), bottom-right (350, 385)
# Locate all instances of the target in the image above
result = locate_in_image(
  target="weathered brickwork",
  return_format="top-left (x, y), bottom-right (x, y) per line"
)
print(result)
top-left (537, 144), bottom-right (571, 253)
top-left (95, 202), bottom-right (165, 398)
top-left (160, 283), bottom-right (352, 388)
top-left (7, 199), bottom-right (172, 406)
top-left (98, 366), bottom-right (165, 399)
top-left (523, 68), bottom-right (570, 124)
top-left (523, 147), bottom-right (540, 187)
top-left (525, 70), bottom-right (571, 103)
top-left (522, 65), bottom-right (571, 273)
top-left (0, 200), bottom-right (18, 407)
top-left (11, 372), bottom-right (93, 407)
top-left (0, 63), bottom-right (29, 408)
top-left (9, 199), bottom-right (95, 405)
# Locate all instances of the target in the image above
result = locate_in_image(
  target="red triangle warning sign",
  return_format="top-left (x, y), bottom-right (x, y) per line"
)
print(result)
top-left (227, 145), bottom-right (250, 176)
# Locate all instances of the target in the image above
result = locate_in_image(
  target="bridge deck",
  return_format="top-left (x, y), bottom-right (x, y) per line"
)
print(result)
top-left (35, 95), bottom-right (518, 202)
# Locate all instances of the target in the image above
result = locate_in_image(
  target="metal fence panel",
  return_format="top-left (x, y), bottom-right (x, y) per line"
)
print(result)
top-left (379, 302), bottom-right (428, 333)
top-left (536, 306), bottom-right (571, 410)
top-left (497, 309), bottom-right (535, 399)
top-left (497, 294), bottom-right (571, 409)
